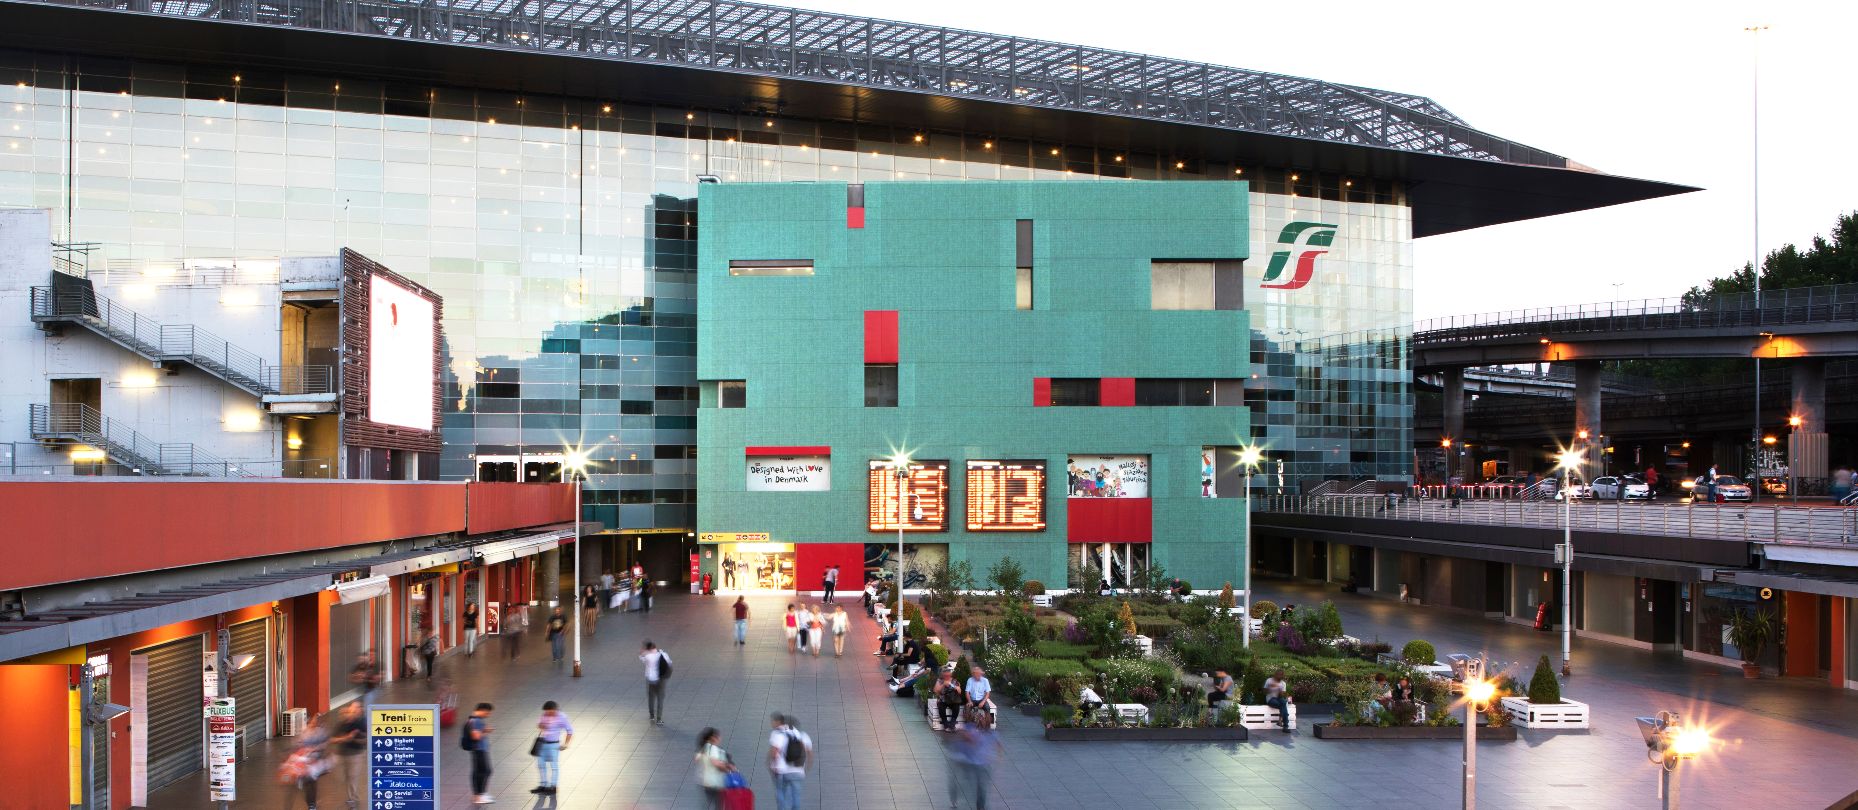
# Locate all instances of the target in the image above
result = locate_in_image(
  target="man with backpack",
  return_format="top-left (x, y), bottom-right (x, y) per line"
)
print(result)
top-left (641, 640), bottom-right (673, 725)
top-left (462, 703), bottom-right (495, 805)
top-left (766, 713), bottom-right (813, 810)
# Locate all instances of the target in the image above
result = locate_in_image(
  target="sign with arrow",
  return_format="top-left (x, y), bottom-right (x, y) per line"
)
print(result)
top-left (367, 705), bottom-right (439, 810)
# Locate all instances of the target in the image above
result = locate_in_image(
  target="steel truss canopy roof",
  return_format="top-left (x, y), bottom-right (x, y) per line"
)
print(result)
top-left (0, 0), bottom-right (1696, 235)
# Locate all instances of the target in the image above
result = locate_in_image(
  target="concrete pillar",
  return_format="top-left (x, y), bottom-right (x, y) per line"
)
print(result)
top-left (1573, 360), bottom-right (1603, 473)
top-left (1793, 359), bottom-right (1825, 432)
top-left (1442, 367), bottom-right (1466, 445)
top-left (1508, 444), bottom-right (1535, 477)
top-left (540, 546), bottom-right (562, 608)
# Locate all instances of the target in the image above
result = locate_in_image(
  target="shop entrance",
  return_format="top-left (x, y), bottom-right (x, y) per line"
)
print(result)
top-left (716, 543), bottom-right (795, 592)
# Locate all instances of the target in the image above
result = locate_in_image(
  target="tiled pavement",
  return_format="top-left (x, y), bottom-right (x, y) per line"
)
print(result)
top-left (152, 585), bottom-right (1858, 809)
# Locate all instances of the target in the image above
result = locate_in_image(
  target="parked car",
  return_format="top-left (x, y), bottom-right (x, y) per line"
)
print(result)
top-left (1689, 475), bottom-right (1753, 503)
top-left (1555, 479), bottom-right (1592, 500)
top-left (1590, 475), bottom-right (1652, 500)
top-left (1761, 477), bottom-right (1789, 496)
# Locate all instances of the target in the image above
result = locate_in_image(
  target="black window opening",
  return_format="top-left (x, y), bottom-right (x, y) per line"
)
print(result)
top-left (719, 380), bottom-right (746, 408)
top-left (1133, 378), bottom-right (1244, 406)
top-left (1015, 219), bottom-right (1033, 310)
top-left (728, 259), bottom-right (815, 277)
top-left (865, 365), bottom-right (898, 407)
top-left (1150, 260), bottom-right (1243, 311)
top-left (1048, 378), bottom-right (1099, 407)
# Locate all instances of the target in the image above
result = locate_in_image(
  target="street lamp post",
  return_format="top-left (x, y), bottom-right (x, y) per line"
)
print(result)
top-left (567, 450), bottom-right (589, 678)
top-left (1638, 711), bottom-right (1711, 810)
top-left (891, 454), bottom-right (910, 636)
top-left (1788, 415), bottom-right (1802, 502)
top-left (1556, 448), bottom-right (1583, 677)
top-left (1462, 657), bottom-right (1495, 810)
top-left (1238, 446), bottom-right (1263, 649)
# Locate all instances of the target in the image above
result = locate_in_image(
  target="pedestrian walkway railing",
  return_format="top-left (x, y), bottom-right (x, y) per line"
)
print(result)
top-left (28, 403), bottom-right (258, 477)
top-left (1414, 281), bottom-right (1858, 344)
top-left (1260, 494), bottom-right (1858, 547)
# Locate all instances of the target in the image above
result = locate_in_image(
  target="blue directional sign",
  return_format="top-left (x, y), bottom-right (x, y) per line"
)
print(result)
top-left (368, 705), bottom-right (440, 810)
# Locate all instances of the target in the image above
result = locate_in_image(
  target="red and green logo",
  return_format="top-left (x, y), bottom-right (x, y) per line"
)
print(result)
top-left (1260, 221), bottom-right (1337, 290)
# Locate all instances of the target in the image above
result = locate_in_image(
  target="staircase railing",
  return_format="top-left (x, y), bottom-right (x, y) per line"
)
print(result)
top-left (30, 287), bottom-right (279, 396)
top-left (28, 403), bottom-right (253, 476)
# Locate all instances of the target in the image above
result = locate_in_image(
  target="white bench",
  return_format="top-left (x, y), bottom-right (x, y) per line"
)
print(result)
top-left (1030, 594), bottom-right (1053, 608)
top-left (1111, 703), bottom-right (1150, 724)
top-left (1234, 702), bottom-right (1297, 731)
top-left (1499, 697), bottom-right (1590, 729)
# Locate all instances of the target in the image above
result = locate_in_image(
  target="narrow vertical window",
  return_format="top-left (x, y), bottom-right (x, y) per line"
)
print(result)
top-left (719, 380), bottom-right (746, 408)
top-left (1015, 219), bottom-right (1033, 310)
top-left (865, 365), bottom-right (899, 407)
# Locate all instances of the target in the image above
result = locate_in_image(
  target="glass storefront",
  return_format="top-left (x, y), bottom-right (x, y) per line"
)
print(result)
top-left (0, 48), bottom-right (1417, 529)
top-left (715, 543), bottom-right (794, 592)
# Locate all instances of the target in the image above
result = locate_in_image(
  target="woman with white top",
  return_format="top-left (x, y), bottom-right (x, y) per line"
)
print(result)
top-left (830, 605), bottom-right (850, 657)
top-left (694, 727), bottom-right (734, 810)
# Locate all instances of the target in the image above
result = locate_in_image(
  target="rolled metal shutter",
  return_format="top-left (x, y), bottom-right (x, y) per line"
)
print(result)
top-left (228, 619), bottom-right (268, 740)
top-left (141, 635), bottom-right (204, 793)
top-left (327, 600), bottom-right (368, 697)
top-left (88, 721), bottom-right (108, 809)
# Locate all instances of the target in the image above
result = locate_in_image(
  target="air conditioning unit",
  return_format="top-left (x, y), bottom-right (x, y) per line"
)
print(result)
top-left (280, 708), bottom-right (309, 736)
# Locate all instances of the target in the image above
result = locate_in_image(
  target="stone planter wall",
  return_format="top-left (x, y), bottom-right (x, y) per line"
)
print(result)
top-left (1043, 726), bottom-right (1248, 742)
top-left (1312, 724), bottom-right (1517, 741)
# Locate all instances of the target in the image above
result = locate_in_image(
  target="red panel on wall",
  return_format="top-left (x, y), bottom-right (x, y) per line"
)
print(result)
top-left (1033, 377), bottom-right (1052, 407)
top-left (793, 543), bottom-right (868, 594)
top-left (467, 482), bottom-right (576, 535)
top-left (1100, 377), bottom-right (1135, 406)
top-left (1066, 498), bottom-right (1152, 543)
top-left (847, 206), bottom-right (866, 229)
top-left (864, 310), bottom-right (899, 363)
top-left (0, 664), bottom-right (73, 808)
top-left (746, 446), bottom-right (831, 456)
top-left (0, 480), bottom-right (468, 591)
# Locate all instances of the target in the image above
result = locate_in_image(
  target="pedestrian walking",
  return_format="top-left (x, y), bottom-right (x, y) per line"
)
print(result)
top-left (808, 606), bottom-right (824, 657)
top-left (783, 604), bottom-right (798, 653)
top-left (329, 701), bottom-right (366, 807)
top-left (464, 600), bottom-right (480, 656)
top-left (348, 651), bottom-right (382, 707)
top-left (600, 570), bottom-right (616, 613)
top-left (546, 606), bottom-right (568, 664)
top-left (795, 604), bottom-right (814, 654)
top-left (695, 727), bottom-right (736, 810)
top-left (830, 604), bottom-right (849, 656)
top-left (420, 630), bottom-right (440, 682)
top-left (822, 564), bottom-right (839, 603)
top-left (464, 702), bottom-right (495, 805)
top-left (531, 701), bottom-right (574, 795)
top-left (505, 604), bottom-right (526, 660)
top-left (947, 709), bottom-right (1003, 809)
top-left (582, 585), bottom-right (600, 636)
top-left (279, 711), bottom-right (331, 810)
top-left (733, 596), bottom-right (750, 646)
top-left (642, 577), bottom-right (655, 612)
top-left (766, 713), bottom-right (813, 810)
top-left (642, 640), bottom-right (673, 725)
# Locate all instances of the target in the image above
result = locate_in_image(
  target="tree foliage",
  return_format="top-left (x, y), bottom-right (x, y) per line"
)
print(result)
top-left (986, 556), bottom-right (1027, 596)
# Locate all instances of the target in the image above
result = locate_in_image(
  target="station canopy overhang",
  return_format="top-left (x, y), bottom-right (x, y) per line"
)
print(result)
top-left (0, 0), bottom-right (1697, 237)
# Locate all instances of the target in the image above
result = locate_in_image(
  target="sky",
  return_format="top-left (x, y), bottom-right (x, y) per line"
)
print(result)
top-left (764, 0), bottom-right (1857, 321)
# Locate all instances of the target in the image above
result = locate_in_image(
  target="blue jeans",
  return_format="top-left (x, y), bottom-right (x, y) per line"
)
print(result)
top-left (537, 740), bottom-right (562, 787)
top-left (774, 773), bottom-right (803, 810)
top-left (735, 619), bottom-right (748, 644)
top-left (551, 634), bottom-right (565, 662)
top-left (1265, 696), bottom-right (1290, 729)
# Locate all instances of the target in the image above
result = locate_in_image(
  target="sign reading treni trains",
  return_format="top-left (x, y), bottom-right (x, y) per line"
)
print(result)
top-left (966, 460), bottom-right (1046, 531)
top-left (868, 460), bottom-right (949, 532)
top-left (368, 705), bottom-right (440, 810)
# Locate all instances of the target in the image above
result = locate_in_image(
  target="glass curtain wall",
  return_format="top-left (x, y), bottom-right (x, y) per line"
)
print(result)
top-left (0, 50), bottom-right (1414, 528)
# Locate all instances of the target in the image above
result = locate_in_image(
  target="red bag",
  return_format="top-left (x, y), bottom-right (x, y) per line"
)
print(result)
top-left (721, 786), bottom-right (754, 810)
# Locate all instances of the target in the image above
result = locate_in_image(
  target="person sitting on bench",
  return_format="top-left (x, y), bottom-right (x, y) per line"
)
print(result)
top-left (964, 665), bottom-right (996, 715)
top-left (1078, 685), bottom-right (1104, 721)
top-left (888, 664), bottom-right (930, 697)
top-left (891, 636), bottom-right (924, 678)
top-left (1207, 670), bottom-right (1234, 709)
top-left (933, 667), bottom-right (963, 731)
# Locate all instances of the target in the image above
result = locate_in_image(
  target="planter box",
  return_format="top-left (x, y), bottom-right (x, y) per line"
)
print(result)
top-left (1313, 724), bottom-right (1517, 741)
top-left (1131, 635), bottom-right (1155, 657)
top-left (1044, 726), bottom-right (1248, 742)
top-left (1499, 697), bottom-right (1590, 729)
top-left (1234, 703), bottom-right (1299, 731)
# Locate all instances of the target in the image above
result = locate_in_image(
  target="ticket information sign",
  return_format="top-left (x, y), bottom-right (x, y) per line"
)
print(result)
top-left (966, 460), bottom-right (1047, 531)
top-left (368, 705), bottom-right (440, 810)
top-left (868, 460), bottom-right (949, 532)
top-left (206, 697), bottom-right (236, 801)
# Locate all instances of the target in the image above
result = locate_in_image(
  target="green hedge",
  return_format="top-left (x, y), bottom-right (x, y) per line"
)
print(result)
top-left (1006, 657), bottom-right (1093, 681)
top-left (1083, 657), bottom-right (1175, 688)
top-left (1136, 617), bottom-right (1182, 639)
top-left (1031, 641), bottom-right (1094, 660)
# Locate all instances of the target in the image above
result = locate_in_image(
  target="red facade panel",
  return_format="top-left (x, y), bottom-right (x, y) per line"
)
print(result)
top-left (1065, 498), bottom-right (1153, 543)
top-left (1033, 377), bottom-right (1052, 406)
top-left (847, 206), bottom-right (866, 229)
top-left (864, 310), bottom-right (899, 363)
top-left (466, 482), bottom-right (576, 535)
top-left (746, 446), bottom-right (832, 456)
top-left (793, 543), bottom-right (868, 594)
top-left (1100, 377), bottom-right (1135, 406)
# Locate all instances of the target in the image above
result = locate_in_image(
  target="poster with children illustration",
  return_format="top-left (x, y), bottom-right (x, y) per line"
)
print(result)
top-left (1066, 455), bottom-right (1150, 498)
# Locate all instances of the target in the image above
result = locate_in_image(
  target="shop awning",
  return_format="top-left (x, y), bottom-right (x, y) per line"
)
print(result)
top-left (475, 528), bottom-right (573, 566)
top-left (1717, 570), bottom-right (1858, 599)
top-left (333, 575), bottom-right (392, 605)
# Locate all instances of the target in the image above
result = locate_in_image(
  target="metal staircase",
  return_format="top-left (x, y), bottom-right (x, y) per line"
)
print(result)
top-left (30, 285), bottom-right (301, 398)
top-left (29, 403), bottom-right (254, 477)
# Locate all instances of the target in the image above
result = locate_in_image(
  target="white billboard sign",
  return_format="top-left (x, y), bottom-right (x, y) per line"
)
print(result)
top-left (367, 275), bottom-right (437, 430)
top-left (747, 456), bottom-right (831, 492)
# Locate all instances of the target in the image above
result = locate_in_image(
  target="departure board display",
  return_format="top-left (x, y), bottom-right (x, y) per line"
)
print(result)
top-left (966, 460), bottom-right (1047, 531)
top-left (868, 460), bottom-right (949, 532)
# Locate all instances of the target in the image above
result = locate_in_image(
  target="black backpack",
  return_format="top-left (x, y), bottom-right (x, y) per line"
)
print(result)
top-left (658, 652), bottom-right (672, 679)
top-left (460, 718), bottom-right (476, 751)
top-left (782, 730), bottom-right (807, 767)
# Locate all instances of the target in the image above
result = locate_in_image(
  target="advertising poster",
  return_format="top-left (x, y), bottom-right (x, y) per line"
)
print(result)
top-left (1201, 447), bottom-right (1217, 498)
top-left (746, 456), bottom-right (831, 491)
top-left (367, 275), bottom-right (437, 430)
top-left (207, 698), bottom-right (236, 801)
top-left (1067, 455), bottom-right (1150, 498)
top-left (484, 602), bottom-right (500, 635)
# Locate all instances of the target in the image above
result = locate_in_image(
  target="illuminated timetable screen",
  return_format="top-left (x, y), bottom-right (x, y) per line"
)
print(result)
top-left (966, 460), bottom-right (1047, 531)
top-left (868, 460), bottom-right (949, 531)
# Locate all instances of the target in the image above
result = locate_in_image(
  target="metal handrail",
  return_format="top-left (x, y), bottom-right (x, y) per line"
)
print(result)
top-left (260, 365), bottom-right (336, 395)
top-left (1414, 281), bottom-right (1858, 341)
top-left (30, 287), bottom-right (280, 395)
top-left (28, 403), bottom-right (256, 477)
top-left (1260, 494), bottom-right (1858, 547)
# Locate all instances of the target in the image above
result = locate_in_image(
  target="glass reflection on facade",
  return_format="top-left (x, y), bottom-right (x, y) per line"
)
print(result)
top-left (0, 49), bottom-right (1415, 528)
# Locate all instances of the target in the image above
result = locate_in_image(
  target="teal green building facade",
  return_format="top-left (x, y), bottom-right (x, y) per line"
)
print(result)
top-left (696, 181), bottom-right (1257, 592)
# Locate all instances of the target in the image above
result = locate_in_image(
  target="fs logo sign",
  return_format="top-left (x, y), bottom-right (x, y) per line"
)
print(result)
top-left (1259, 221), bottom-right (1337, 290)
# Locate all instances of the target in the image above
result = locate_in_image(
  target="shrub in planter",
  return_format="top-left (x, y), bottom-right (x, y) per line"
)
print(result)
top-left (1022, 579), bottom-right (1046, 596)
top-left (953, 655), bottom-right (972, 685)
top-left (1401, 639), bottom-right (1436, 665)
top-left (902, 601), bottom-right (928, 640)
top-left (1218, 583), bottom-right (1237, 609)
top-left (1062, 619), bottom-right (1088, 644)
top-left (998, 600), bottom-right (1039, 649)
top-left (1137, 617), bottom-right (1181, 640)
top-left (1316, 601), bottom-right (1345, 640)
top-left (987, 557), bottom-right (1027, 596)
top-left (1006, 657), bottom-right (1092, 683)
top-left (928, 644), bottom-right (950, 670)
top-left (1040, 705), bottom-right (1075, 727)
top-left (1527, 655), bottom-right (1561, 705)
top-left (1032, 641), bottom-right (1093, 660)
top-left (1253, 599), bottom-right (1279, 626)
top-left (1129, 685), bottom-right (1160, 705)
top-left (1117, 601), bottom-right (1140, 637)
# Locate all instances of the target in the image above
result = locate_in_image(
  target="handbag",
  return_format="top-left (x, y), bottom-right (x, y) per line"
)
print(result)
top-left (723, 771), bottom-right (747, 790)
top-left (529, 737), bottom-right (543, 757)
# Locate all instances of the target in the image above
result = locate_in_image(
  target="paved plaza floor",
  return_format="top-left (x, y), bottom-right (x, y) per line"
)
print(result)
top-left (151, 583), bottom-right (1858, 809)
